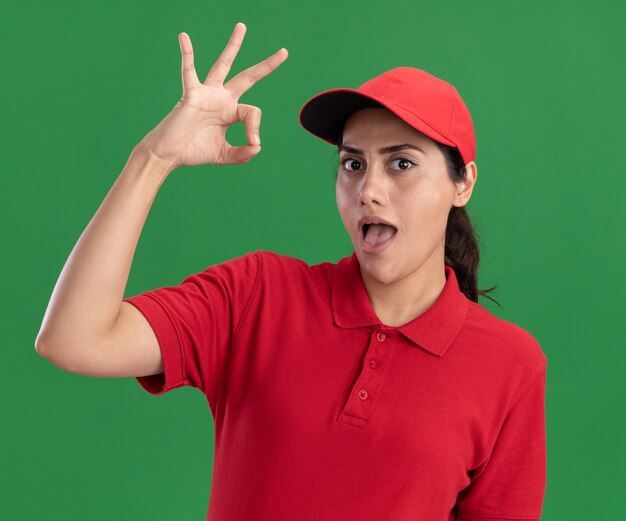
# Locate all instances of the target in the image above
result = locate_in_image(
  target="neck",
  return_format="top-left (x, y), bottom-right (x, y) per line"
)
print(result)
top-left (360, 252), bottom-right (447, 328)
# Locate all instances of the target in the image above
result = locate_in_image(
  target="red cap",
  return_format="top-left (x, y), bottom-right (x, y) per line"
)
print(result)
top-left (298, 66), bottom-right (476, 165)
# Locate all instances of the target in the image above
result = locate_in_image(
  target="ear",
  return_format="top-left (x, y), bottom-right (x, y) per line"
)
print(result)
top-left (452, 161), bottom-right (477, 207)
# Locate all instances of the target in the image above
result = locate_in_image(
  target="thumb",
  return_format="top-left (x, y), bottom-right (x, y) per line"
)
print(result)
top-left (221, 143), bottom-right (261, 165)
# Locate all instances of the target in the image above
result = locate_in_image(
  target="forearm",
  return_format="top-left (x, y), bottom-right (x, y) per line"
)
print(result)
top-left (35, 144), bottom-right (176, 358)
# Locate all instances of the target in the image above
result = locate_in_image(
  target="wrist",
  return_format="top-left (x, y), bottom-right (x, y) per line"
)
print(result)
top-left (132, 143), bottom-right (179, 176)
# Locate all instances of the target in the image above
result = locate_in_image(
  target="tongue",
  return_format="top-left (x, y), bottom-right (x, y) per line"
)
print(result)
top-left (364, 223), bottom-right (397, 246)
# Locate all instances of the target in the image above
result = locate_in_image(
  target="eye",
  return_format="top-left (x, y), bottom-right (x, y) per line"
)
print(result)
top-left (389, 157), bottom-right (417, 171)
top-left (340, 157), bottom-right (363, 172)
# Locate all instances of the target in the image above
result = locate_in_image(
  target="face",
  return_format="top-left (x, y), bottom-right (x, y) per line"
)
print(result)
top-left (335, 107), bottom-right (475, 286)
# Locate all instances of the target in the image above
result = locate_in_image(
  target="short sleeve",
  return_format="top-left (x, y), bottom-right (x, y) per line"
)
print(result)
top-left (122, 251), bottom-right (260, 403)
top-left (457, 360), bottom-right (548, 521)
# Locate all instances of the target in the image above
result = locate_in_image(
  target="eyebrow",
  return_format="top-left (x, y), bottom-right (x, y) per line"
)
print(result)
top-left (338, 143), bottom-right (427, 156)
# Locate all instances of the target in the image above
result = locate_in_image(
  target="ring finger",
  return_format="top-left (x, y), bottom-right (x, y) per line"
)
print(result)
top-left (204, 22), bottom-right (246, 86)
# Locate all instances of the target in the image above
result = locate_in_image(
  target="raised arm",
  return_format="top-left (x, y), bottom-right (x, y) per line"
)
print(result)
top-left (34, 23), bottom-right (288, 377)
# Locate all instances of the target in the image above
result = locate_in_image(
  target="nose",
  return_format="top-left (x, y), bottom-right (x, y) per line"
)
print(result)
top-left (358, 163), bottom-right (389, 207)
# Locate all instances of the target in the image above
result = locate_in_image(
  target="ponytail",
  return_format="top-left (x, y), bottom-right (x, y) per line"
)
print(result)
top-left (436, 142), bottom-right (499, 305)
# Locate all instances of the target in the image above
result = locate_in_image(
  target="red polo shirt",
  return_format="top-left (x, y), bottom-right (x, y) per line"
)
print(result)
top-left (123, 250), bottom-right (548, 521)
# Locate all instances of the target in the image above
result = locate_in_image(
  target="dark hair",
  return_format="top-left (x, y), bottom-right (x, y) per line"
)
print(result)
top-left (334, 130), bottom-right (500, 306)
top-left (435, 142), bottom-right (499, 305)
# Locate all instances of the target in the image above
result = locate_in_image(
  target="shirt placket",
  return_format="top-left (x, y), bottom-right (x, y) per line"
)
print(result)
top-left (337, 328), bottom-right (395, 428)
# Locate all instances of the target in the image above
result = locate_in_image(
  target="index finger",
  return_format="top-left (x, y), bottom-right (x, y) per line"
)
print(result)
top-left (224, 47), bottom-right (289, 99)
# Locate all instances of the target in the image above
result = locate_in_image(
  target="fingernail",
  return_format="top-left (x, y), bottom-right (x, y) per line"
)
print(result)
top-left (251, 133), bottom-right (260, 145)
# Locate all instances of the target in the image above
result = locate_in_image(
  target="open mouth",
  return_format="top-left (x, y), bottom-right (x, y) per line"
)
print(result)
top-left (361, 222), bottom-right (398, 246)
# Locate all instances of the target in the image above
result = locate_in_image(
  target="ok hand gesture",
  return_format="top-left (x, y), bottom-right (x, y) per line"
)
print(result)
top-left (138, 23), bottom-right (288, 169)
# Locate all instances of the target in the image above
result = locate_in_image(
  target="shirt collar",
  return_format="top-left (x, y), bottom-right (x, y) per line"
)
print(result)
top-left (331, 251), bottom-right (468, 358)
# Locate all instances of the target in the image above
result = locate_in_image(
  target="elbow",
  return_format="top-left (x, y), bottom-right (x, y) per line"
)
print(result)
top-left (34, 335), bottom-right (69, 371)
top-left (33, 334), bottom-right (94, 375)
top-left (34, 333), bottom-right (49, 358)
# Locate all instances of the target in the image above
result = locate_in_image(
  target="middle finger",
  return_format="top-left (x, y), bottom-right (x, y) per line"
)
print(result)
top-left (225, 48), bottom-right (288, 99)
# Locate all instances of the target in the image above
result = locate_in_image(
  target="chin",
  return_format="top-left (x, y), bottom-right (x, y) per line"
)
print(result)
top-left (356, 252), bottom-right (401, 285)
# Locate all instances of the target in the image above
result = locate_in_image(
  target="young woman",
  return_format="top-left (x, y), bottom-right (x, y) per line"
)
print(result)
top-left (35, 22), bottom-right (548, 521)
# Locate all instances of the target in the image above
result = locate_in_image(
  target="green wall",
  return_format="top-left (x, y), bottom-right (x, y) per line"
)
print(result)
top-left (3, 0), bottom-right (624, 518)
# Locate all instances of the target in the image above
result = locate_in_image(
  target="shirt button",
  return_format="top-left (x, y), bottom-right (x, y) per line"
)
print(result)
top-left (376, 332), bottom-right (387, 342)
top-left (358, 389), bottom-right (369, 400)
top-left (369, 360), bottom-right (377, 369)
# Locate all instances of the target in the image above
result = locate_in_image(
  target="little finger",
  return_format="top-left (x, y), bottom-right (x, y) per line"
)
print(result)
top-left (179, 32), bottom-right (201, 93)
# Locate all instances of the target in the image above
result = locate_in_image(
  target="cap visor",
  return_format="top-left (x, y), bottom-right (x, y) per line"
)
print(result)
top-left (299, 88), bottom-right (457, 148)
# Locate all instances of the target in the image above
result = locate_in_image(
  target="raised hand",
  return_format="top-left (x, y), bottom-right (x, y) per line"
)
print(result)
top-left (138, 23), bottom-right (288, 168)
